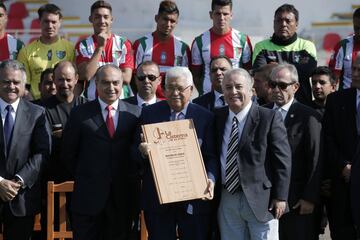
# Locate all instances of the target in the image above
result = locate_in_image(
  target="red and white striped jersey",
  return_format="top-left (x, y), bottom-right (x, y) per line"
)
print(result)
top-left (329, 35), bottom-right (360, 90)
top-left (133, 32), bottom-right (191, 98)
top-left (191, 28), bottom-right (252, 94)
top-left (0, 33), bottom-right (24, 61)
top-left (75, 33), bottom-right (133, 100)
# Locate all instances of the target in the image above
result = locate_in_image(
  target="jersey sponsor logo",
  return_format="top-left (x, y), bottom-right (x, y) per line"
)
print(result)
top-left (219, 44), bottom-right (225, 56)
top-left (160, 51), bottom-right (167, 64)
top-left (47, 50), bottom-right (52, 60)
top-left (294, 53), bottom-right (300, 63)
top-left (56, 51), bottom-right (66, 59)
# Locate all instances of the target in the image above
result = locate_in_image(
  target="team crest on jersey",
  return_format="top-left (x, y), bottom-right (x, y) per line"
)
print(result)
top-left (219, 44), bottom-right (225, 56)
top-left (293, 54), bottom-right (300, 63)
top-left (160, 51), bottom-right (167, 64)
top-left (175, 56), bottom-right (183, 66)
top-left (235, 47), bottom-right (242, 58)
top-left (56, 51), bottom-right (66, 59)
top-left (114, 50), bottom-right (122, 59)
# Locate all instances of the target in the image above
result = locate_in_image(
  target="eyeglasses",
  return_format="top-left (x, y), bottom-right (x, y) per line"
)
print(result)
top-left (311, 80), bottom-right (329, 86)
top-left (165, 85), bottom-right (192, 93)
top-left (137, 74), bottom-right (159, 82)
top-left (268, 80), bottom-right (296, 90)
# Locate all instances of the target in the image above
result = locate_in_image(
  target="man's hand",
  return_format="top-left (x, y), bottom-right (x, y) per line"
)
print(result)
top-left (269, 199), bottom-right (286, 219)
top-left (292, 199), bottom-right (314, 215)
top-left (52, 129), bottom-right (63, 138)
top-left (202, 179), bottom-right (214, 200)
top-left (96, 32), bottom-right (108, 48)
top-left (342, 164), bottom-right (351, 182)
top-left (0, 179), bottom-right (21, 202)
top-left (138, 142), bottom-right (151, 158)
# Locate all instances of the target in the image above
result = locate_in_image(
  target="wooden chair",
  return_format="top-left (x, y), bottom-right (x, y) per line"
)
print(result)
top-left (47, 181), bottom-right (74, 240)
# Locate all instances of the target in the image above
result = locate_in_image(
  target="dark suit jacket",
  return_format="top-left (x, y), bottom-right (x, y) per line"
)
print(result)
top-left (0, 99), bottom-right (51, 216)
top-left (192, 91), bottom-right (216, 112)
top-left (215, 104), bottom-right (292, 222)
top-left (266, 100), bottom-right (322, 207)
top-left (351, 143), bottom-right (360, 229)
top-left (134, 101), bottom-right (218, 215)
top-left (61, 99), bottom-right (141, 216)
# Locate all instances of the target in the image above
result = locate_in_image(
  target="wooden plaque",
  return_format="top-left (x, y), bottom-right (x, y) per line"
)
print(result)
top-left (141, 119), bottom-right (210, 204)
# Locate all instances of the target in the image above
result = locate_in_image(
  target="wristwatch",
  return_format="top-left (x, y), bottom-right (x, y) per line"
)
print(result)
top-left (15, 176), bottom-right (24, 187)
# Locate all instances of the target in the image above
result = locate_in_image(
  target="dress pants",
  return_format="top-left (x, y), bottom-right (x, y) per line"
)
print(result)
top-left (218, 188), bottom-right (279, 240)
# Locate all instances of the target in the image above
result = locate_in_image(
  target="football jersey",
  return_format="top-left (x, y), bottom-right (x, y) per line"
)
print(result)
top-left (76, 34), bottom-right (134, 100)
top-left (191, 28), bottom-right (253, 94)
top-left (17, 37), bottom-right (75, 99)
top-left (0, 33), bottom-right (24, 61)
top-left (329, 35), bottom-right (360, 89)
top-left (133, 32), bottom-right (191, 98)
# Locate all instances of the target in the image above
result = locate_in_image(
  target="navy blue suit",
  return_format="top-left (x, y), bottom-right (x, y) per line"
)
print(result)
top-left (134, 100), bottom-right (218, 240)
top-left (192, 91), bottom-right (216, 112)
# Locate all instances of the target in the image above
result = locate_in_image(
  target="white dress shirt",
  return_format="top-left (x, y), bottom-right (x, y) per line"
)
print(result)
top-left (220, 101), bottom-right (252, 184)
top-left (214, 90), bottom-right (226, 108)
top-left (136, 94), bottom-right (157, 107)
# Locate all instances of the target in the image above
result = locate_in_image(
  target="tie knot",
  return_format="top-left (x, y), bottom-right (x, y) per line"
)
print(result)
top-left (142, 103), bottom-right (148, 107)
top-left (106, 105), bottom-right (113, 111)
top-left (219, 95), bottom-right (225, 106)
top-left (5, 105), bottom-right (13, 112)
top-left (232, 116), bottom-right (238, 124)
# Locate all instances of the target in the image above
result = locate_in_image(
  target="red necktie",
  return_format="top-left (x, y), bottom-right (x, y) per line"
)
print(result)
top-left (106, 105), bottom-right (115, 138)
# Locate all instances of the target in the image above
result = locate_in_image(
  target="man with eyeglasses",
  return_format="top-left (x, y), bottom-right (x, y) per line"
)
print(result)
top-left (135, 66), bottom-right (218, 240)
top-left (193, 56), bottom-right (232, 112)
top-left (265, 63), bottom-right (322, 240)
top-left (253, 4), bottom-right (317, 106)
top-left (124, 61), bottom-right (161, 107)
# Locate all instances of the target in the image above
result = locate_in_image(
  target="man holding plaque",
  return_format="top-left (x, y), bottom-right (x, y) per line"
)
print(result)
top-left (215, 68), bottom-right (292, 240)
top-left (136, 66), bottom-right (218, 240)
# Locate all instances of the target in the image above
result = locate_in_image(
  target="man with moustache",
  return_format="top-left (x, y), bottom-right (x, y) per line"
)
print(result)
top-left (323, 54), bottom-right (360, 240)
top-left (191, 0), bottom-right (252, 95)
top-left (253, 4), bottom-right (317, 106)
top-left (215, 68), bottom-right (291, 240)
top-left (135, 66), bottom-right (218, 240)
top-left (252, 63), bottom-right (277, 106)
top-left (133, 1), bottom-right (190, 99)
top-left (76, 0), bottom-right (133, 100)
top-left (124, 61), bottom-right (161, 107)
top-left (193, 56), bottom-right (232, 111)
top-left (32, 68), bottom-right (56, 106)
top-left (266, 63), bottom-right (322, 240)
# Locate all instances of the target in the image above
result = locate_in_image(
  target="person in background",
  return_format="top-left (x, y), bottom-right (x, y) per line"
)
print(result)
top-left (32, 68), bottom-right (56, 106)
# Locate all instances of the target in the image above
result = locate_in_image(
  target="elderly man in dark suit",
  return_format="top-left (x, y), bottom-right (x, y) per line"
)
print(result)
top-left (323, 54), bottom-right (360, 240)
top-left (266, 63), bottom-right (322, 240)
top-left (0, 60), bottom-right (51, 240)
top-left (62, 64), bottom-right (141, 240)
top-left (193, 56), bottom-right (232, 111)
top-left (216, 68), bottom-right (292, 240)
top-left (124, 61), bottom-right (161, 107)
top-left (136, 66), bottom-right (218, 240)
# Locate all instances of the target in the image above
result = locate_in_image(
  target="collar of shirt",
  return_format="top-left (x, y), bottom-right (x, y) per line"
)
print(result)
top-left (170, 102), bottom-right (190, 119)
top-left (0, 97), bottom-right (20, 116)
top-left (229, 101), bottom-right (252, 124)
top-left (98, 97), bottom-right (119, 112)
top-left (214, 90), bottom-right (226, 107)
top-left (273, 98), bottom-right (294, 117)
top-left (136, 94), bottom-right (157, 107)
top-left (356, 89), bottom-right (360, 109)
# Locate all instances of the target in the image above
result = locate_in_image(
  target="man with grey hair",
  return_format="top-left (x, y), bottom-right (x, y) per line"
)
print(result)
top-left (0, 59), bottom-right (51, 240)
top-left (62, 64), bottom-right (140, 240)
top-left (265, 63), bottom-right (322, 240)
top-left (215, 68), bottom-right (291, 240)
top-left (136, 66), bottom-right (218, 239)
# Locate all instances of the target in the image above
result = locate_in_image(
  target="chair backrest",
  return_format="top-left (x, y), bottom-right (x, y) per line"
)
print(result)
top-left (8, 2), bottom-right (28, 19)
top-left (323, 32), bottom-right (341, 52)
top-left (47, 181), bottom-right (74, 240)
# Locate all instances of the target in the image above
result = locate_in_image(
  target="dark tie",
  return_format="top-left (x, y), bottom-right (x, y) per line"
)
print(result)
top-left (142, 103), bottom-right (148, 107)
top-left (225, 116), bottom-right (240, 194)
top-left (4, 105), bottom-right (14, 152)
top-left (106, 105), bottom-right (115, 138)
top-left (219, 95), bottom-right (225, 106)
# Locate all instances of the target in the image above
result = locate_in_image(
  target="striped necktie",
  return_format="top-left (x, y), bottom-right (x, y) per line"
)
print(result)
top-left (225, 116), bottom-right (240, 194)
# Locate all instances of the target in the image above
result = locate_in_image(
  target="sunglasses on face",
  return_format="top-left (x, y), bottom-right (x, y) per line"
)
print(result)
top-left (137, 74), bottom-right (159, 82)
top-left (268, 80), bottom-right (296, 90)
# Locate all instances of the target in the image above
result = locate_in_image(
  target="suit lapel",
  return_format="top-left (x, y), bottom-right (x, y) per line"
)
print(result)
top-left (0, 106), bottom-right (6, 161)
top-left (284, 100), bottom-right (298, 129)
top-left (238, 104), bottom-right (259, 151)
top-left (210, 92), bottom-right (216, 111)
top-left (91, 100), bottom-right (109, 139)
top-left (346, 88), bottom-right (357, 140)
